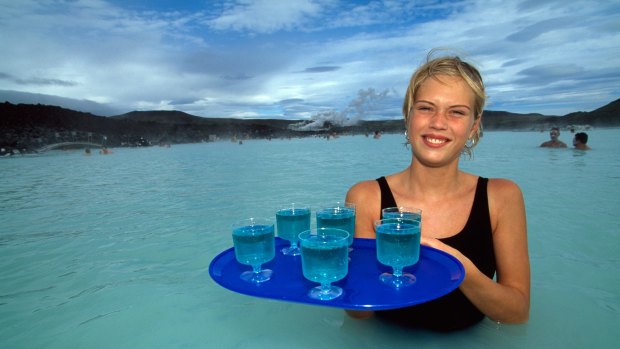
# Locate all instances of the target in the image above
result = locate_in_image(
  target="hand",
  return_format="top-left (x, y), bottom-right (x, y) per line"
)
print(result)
top-left (420, 236), bottom-right (470, 268)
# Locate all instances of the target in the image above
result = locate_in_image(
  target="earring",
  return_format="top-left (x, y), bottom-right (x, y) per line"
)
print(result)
top-left (403, 130), bottom-right (410, 148)
top-left (467, 137), bottom-right (476, 147)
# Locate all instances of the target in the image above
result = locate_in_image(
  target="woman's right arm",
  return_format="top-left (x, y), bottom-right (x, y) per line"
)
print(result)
top-left (346, 180), bottom-right (381, 239)
top-left (344, 180), bottom-right (381, 319)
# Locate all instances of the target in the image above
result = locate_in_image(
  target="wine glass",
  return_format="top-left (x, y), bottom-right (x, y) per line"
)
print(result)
top-left (299, 228), bottom-right (349, 300)
top-left (375, 217), bottom-right (421, 288)
top-left (382, 206), bottom-right (422, 222)
top-left (232, 218), bottom-right (275, 284)
top-left (276, 203), bottom-right (311, 256)
top-left (316, 202), bottom-right (356, 248)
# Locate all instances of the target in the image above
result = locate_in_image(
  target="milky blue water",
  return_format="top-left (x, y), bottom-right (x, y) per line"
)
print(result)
top-left (1, 130), bottom-right (619, 348)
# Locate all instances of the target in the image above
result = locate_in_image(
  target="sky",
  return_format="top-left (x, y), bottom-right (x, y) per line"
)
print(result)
top-left (1, 0), bottom-right (619, 122)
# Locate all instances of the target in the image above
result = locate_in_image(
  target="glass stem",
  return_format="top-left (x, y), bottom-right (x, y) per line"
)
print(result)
top-left (392, 267), bottom-right (403, 278)
top-left (320, 282), bottom-right (331, 293)
top-left (252, 265), bottom-right (262, 274)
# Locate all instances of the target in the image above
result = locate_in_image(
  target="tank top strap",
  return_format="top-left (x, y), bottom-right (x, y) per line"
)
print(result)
top-left (466, 177), bottom-right (491, 232)
top-left (376, 176), bottom-right (397, 217)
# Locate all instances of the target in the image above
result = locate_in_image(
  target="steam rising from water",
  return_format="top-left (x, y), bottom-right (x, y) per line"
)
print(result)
top-left (289, 88), bottom-right (393, 131)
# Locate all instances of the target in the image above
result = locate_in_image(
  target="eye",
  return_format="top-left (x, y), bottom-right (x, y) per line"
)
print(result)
top-left (416, 105), bottom-right (433, 112)
top-left (450, 109), bottom-right (468, 117)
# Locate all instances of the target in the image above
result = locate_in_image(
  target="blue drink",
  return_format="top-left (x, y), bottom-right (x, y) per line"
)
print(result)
top-left (382, 207), bottom-right (422, 223)
top-left (276, 206), bottom-right (310, 256)
top-left (299, 228), bottom-right (349, 300)
top-left (232, 218), bottom-right (275, 283)
top-left (301, 238), bottom-right (349, 283)
top-left (316, 204), bottom-right (355, 246)
top-left (232, 225), bottom-right (275, 266)
top-left (376, 220), bottom-right (421, 268)
top-left (375, 218), bottom-right (421, 288)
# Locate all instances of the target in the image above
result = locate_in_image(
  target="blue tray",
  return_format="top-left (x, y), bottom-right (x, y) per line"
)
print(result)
top-left (209, 237), bottom-right (464, 310)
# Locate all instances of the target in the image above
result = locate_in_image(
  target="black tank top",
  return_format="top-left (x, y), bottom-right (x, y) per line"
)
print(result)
top-left (375, 176), bottom-right (496, 331)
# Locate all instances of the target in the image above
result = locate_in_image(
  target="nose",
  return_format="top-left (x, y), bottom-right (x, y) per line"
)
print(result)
top-left (429, 109), bottom-right (448, 129)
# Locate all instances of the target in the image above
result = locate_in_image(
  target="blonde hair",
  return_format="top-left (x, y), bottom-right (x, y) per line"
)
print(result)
top-left (403, 50), bottom-right (486, 155)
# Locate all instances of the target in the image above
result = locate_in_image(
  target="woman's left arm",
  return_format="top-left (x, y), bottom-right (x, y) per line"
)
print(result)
top-left (422, 178), bottom-right (530, 323)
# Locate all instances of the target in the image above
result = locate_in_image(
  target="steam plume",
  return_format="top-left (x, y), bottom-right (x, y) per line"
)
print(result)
top-left (289, 87), bottom-right (392, 131)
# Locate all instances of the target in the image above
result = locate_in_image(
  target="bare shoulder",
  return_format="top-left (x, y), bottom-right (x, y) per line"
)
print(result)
top-left (487, 178), bottom-right (524, 205)
top-left (488, 178), bottom-right (522, 195)
top-left (347, 179), bottom-right (380, 200)
top-left (487, 178), bottom-right (526, 231)
top-left (346, 179), bottom-right (382, 238)
top-left (346, 179), bottom-right (382, 213)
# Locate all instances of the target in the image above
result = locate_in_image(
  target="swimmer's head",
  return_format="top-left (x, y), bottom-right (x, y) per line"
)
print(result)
top-left (574, 132), bottom-right (588, 145)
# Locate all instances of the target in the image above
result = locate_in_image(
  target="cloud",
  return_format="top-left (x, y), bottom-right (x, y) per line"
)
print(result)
top-left (0, 0), bottom-right (618, 119)
top-left (0, 72), bottom-right (77, 87)
top-left (169, 98), bottom-right (202, 106)
top-left (515, 64), bottom-right (585, 82)
top-left (505, 17), bottom-right (580, 42)
top-left (221, 73), bottom-right (254, 81)
top-left (300, 66), bottom-right (341, 73)
top-left (501, 59), bottom-right (526, 68)
top-left (279, 98), bottom-right (305, 104)
top-left (206, 0), bottom-right (324, 33)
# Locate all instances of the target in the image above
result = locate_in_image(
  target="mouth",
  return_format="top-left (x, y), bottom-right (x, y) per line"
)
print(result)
top-left (423, 135), bottom-right (449, 146)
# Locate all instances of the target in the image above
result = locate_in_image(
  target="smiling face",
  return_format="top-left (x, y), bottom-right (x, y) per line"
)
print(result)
top-left (402, 55), bottom-right (486, 158)
top-left (407, 75), bottom-right (479, 167)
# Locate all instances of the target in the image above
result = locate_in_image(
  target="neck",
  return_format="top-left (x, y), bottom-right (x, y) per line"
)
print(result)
top-left (404, 161), bottom-right (465, 199)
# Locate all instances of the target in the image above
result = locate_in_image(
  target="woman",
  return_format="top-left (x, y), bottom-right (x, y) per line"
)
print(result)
top-left (345, 52), bottom-right (530, 331)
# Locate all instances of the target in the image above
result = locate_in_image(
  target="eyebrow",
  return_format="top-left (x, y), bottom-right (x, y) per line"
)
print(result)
top-left (414, 100), bottom-right (472, 110)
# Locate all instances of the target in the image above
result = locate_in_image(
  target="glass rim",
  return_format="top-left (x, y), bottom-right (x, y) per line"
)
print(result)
top-left (381, 206), bottom-right (422, 214)
top-left (276, 204), bottom-right (311, 212)
top-left (232, 217), bottom-right (274, 228)
top-left (298, 227), bottom-right (350, 242)
top-left (374, 218), bottom-right (421, 227)
top-left (318, 201), bottom-right (356, 210)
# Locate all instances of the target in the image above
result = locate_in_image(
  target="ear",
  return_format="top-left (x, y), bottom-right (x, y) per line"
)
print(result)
top-left (469, 116), bottom-right (481, 138)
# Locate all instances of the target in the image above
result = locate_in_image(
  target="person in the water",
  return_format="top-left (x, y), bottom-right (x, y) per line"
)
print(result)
top-left (540, 127), bottom-right (567, 148)
top-left (572, 132), bottom-right (591, 150)
top-left (345, 51), bottom-right (530, 331)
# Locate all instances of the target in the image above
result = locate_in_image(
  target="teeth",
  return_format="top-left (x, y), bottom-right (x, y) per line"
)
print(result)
top-left (426, 137), bottom-right (445, 144)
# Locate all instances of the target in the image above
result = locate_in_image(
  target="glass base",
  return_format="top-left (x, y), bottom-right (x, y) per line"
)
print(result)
top-left (380, 272), bottom-right (416, 288)
top-left (308, 284), bottom-right (343, 300)
top-left (240, 269), bottom-right (273, 284)
top-left (281, 245), bottom-right (301, 256)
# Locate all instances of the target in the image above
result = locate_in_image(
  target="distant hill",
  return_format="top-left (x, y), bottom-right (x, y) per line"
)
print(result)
top-left (482, 98), bottom-right (620, 130)
top-left (113, 110), bottom-right (297, 129)
top-left (112, 98), bottom-right (620, 131)
top-left (1, 98), bottom-right (618, 153)
top-left (113, 110), bottom-right (208, 124)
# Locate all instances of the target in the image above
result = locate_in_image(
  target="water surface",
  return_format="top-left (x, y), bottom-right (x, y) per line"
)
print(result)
top-left (1, 130), bottom-right (618, 348)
